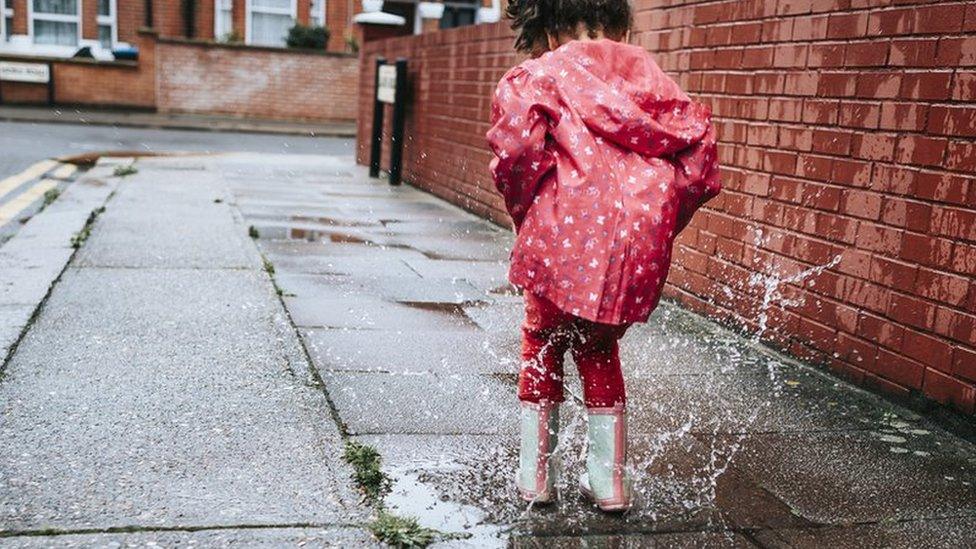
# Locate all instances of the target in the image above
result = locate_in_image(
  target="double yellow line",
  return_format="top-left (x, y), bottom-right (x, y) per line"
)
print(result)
top-left (0, 160), bottom-right (77, 227)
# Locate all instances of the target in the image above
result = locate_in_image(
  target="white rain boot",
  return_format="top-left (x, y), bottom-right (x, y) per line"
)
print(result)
top-left (579, 403), bottom-right (631, 511)
top-left (517, 400), bottom-right (559, 503)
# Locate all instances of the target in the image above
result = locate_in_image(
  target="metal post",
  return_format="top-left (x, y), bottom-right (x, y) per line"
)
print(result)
top-left (47, 62), bottom-right (55, 106)
top-left (145, 0), bottom-right (154, 28)
top-left (388, 58), bottom-right (407, 186)
top-left (368, 56), bottom-right (386, 178)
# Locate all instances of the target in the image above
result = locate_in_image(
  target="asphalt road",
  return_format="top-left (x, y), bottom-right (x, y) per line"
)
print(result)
top-left (0, 120), bottom-right (354, 181)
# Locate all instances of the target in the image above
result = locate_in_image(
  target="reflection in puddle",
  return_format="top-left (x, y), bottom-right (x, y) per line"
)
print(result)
top-left (385, 468), bottom-right (508, 547)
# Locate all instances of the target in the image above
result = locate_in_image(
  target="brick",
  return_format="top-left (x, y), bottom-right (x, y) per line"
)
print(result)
top-left (913, 3), bottom-right (967, 34)
top-left (855, 73), bottom-right (901, 99)
top-left (838, 101), bottom-right (880, 129)
top-left (936, 36), bottom-right (976, 66)
top-left (831, 158), bottom-right (872, 187)
top-left (852, 132), bottom-right (897, 161)
top-left (886, 293), bottom-right (936, 332)
top-left (915, 268), bottom-right (970, 308)
top-left (875, 348), bottom-right (925, 389)
top-left (889, 39), bottom-right (939, 67)
top-left (827, 12), bottom-right (868, 39)
top-left (952, 71), bottom-right (976, 100)
top-left (866, 8), bottom-right (914, 36)
top-left (955, 347), bottom-right (976, 382)
top-left (902, 330), bottom-right (954, 371)
top-left (870, 164), bottom-right (915, 195)
top-left (845, 41), bottom-right (889, 67)
top-left (808, 42), bottom-right (846, 67)
top-left (899, 71), bottom-right (953, 101)
top-left (879, 102), bottom-right (928, 132)
top-left (895, 135), bottom-right (947, 167)
top-left (840, 190), bottom-right (882, 221)
top-left (928, 106), bottom-right (976, 138)
top-left (922, 368), bottom-right (975, 414)
top-left (915, 171), bottom-right (970, 205)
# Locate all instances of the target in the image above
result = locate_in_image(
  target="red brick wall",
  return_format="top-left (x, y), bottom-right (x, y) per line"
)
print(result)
top-left (156, 39), bottom-right (358, 122)
top-left (356, 3), bottom-right (976, 415)
top-left (0, 31), bottom-right (156, 108)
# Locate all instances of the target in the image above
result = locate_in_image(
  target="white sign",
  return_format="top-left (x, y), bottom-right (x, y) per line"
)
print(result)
top-left (377, 64), bottom-right (397, 104)
top-left (0, 61), bottom-right (50, 83)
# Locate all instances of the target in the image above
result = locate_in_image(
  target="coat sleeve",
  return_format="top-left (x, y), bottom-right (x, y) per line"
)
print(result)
top-left (669, 111), bottom-right (720, 234)
top-left (486, 67), bottom-right (556, 231)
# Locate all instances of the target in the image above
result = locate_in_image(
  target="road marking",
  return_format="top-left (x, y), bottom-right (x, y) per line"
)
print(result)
top-left (0, 179), bottom-right (58, 227)
top-left (0, 159), bottom-right (57, 200)
top-left (50, 163), bottom-right (77, 180)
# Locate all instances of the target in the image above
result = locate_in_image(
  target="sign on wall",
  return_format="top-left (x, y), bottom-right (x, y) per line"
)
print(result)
top-left (376, 64), bottom-right (397, 104)
top-left (0, 61), bottom-right (51, 83)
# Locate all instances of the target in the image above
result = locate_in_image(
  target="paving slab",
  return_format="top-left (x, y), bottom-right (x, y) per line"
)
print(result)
top-left (74, 168), bottom-right (257, 270)
top-left (0, 268), bottom-right (360, 532)
top-left (302, 329), bottom-right (517, 374)
top-left (752, 515), bottom-right (976, 549)
top-left (324, 372), bottom-right (515, 435)
top-left (724, 429), bottom-right (976, 525)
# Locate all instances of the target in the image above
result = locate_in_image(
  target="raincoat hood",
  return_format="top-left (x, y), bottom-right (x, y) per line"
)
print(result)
top-left (487, 39), bottom-right (720, 325)
top-left (546, 40), bottom-right (711, 159)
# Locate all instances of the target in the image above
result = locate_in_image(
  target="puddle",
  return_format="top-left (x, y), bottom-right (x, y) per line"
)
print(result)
top-left (290, 215), bottom-right (378, 228)
top-left (398, 301), bottom-right (482, 327)
top-left (385, 468), bottom-right (509, 547)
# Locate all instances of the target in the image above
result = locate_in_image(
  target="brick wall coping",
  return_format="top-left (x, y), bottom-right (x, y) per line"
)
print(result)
top-left (0, 54), bottom-right (139, 69)
top-left (157, 37), bottom-right (357, 59)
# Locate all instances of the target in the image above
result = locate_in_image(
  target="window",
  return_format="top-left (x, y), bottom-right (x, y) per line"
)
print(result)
top-left (310, 0), bottom-right (325, 28)
top-left (97, 0), bottom-right (115, 49)
top-left (247, 0), bottom-right (295, 47)
top-left (215, 0), bottom-right (233, 41)
top-left (31, 0), bottom-right (81, 46)
top-left (2, 0), bottom-right (13, 42)
top-left (439, 1), bottom-right (478, 30)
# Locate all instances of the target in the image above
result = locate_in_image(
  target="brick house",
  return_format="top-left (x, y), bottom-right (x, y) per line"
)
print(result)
top-left (0, 0), bottom-right (363, 54)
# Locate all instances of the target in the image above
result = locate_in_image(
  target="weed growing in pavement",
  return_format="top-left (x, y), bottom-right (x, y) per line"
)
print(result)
top-left (214, 198), bottom-right (223, 204)
top-left (43, 188), bottom-right (60, 207)
top-left (248, 225), bottom-right (260, 239)
top-left (368, 511), bottom-right (438, 548)
top-left (113, 164), bottom-right (138, 177)
top-left (262, 257), bottom-right (275, 276)
top-left (70, 207), bottom-right (105, 248)
top-left (343, 441), bottom-right (392, 503)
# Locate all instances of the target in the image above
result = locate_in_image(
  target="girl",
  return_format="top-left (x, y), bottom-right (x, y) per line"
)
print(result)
top-left (486, 0), bottom-right (720, 511)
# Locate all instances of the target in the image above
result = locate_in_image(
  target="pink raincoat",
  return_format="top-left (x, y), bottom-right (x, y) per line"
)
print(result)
top-left (487, 39), bottom-right (720, 325)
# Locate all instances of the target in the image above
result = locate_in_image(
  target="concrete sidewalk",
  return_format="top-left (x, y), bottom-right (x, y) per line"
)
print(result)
top-left (0, 105), bottom-right (355, 137)
top-left (1, 152), bottom-right (974, 547)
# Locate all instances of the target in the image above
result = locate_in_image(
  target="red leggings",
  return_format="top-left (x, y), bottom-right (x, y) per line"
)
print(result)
top-left (518, 292), bottom-right (629, 408)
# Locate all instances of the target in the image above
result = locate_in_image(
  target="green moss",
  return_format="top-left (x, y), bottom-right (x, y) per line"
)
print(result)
top-left (113, 164), bottom-right (138, 177)
top-left (368, 511), bottom-right (437, 548)
top-left (43, 188), bottom-right (60, 206)
top-left (70, 206), bottom-right (106, 248)
top-left (342, 441), bottom-right (391, 503)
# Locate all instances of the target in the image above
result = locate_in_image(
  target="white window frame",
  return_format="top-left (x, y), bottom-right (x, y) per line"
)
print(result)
top-left (1, 1), bottom-right (12, 42)
top-left (214, 0), bottom-right (233, 40)
top-left (96, 0), bottom-right (117, 49)
top-left (310, 0), bottom-right (326, 28)
top-left (245, 0), bottom-right (296, 47)
top-left (28, 0), bottom-right (83, 47)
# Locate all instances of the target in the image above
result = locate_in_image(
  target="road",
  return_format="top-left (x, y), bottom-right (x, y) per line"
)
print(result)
top-left (0, 120), bottom-right (354, 181)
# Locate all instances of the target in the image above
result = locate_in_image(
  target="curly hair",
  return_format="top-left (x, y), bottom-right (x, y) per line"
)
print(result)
top-left (505, 0), bottom-right (633, 55)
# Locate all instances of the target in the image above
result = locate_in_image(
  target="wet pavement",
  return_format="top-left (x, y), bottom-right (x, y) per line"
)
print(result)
top-left (0, 152), bottom-right (974, 547)
top-left (222, 154), bottom-right (976, 546)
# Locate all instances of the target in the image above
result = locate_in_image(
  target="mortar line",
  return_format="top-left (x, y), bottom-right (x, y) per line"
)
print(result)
top-left (0, 521), bottom-right (368, 539)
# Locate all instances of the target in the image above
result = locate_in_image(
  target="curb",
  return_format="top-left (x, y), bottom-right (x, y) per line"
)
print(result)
top-left (0, 112), bottom-right (356, 138)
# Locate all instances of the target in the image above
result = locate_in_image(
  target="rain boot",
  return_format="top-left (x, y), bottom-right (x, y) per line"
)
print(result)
top-left (517, 400), bottom-right (559, 503)
top-left (579, 403), bottom-right (631, 511)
